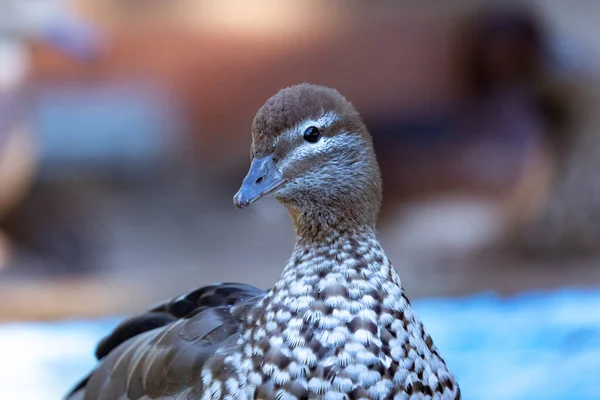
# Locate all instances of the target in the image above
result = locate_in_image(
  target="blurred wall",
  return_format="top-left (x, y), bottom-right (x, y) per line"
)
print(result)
top-left (31, 1), bottom-right (472, 171)
top-left (2, 0), bottom-right (600, 320)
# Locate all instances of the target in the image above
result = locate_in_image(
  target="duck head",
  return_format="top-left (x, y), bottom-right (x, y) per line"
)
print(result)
top-left (234, 83), bottom-right (382, 234)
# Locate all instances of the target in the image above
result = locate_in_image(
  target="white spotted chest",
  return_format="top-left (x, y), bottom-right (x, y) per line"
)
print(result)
top-left (202, 231), bottom-right (459, 400)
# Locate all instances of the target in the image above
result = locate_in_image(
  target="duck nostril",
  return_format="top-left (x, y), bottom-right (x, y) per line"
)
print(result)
top-left (255, 177), bottom-right (264, 185)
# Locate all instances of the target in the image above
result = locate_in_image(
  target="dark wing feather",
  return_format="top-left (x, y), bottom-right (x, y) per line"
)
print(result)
top-left (95, 282), bottom-right (264, 360)
top-left (94, 312), bottom-right (177, 360)
top-left (66, 283), bottom-right (265, 400)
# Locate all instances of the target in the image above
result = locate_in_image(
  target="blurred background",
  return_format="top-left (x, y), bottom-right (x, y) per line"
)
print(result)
top-left (0, 0), bottom-right (600, 398)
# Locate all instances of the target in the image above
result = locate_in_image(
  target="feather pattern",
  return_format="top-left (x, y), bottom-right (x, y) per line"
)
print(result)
top-left (67, 233), bottom-right (459, 399)
top-left (66, 83), bottom-right (459, 399)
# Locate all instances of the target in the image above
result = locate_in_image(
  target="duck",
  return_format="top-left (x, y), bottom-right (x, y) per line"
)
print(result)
top-left (66, 83), bottom-right (460, 400)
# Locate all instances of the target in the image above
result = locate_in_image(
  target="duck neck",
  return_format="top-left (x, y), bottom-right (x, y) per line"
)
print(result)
top-left (288, 203), bottom-right (379, 244)
top-left (270, 226), bottom-right (404, 317)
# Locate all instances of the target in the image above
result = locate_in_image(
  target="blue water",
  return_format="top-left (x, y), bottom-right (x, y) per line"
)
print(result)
top-left (1, 289), bottom-right (598, 399)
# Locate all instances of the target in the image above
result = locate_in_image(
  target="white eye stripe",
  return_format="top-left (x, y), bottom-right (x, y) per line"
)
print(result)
top-left (297, 111), bottom-right (341, 136)
top-left (306, 132), bottom-right (358, 153)
top-left (277, 133), bottom-right (354, 172)
top-left (276, 111), bottom-right (341, 146)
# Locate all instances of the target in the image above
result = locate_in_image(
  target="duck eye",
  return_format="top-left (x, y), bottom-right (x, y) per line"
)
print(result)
top-left (303, 126), bottom-right (320, 143)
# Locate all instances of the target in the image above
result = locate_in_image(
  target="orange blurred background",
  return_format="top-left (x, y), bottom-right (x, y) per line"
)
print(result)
top-left (0, 0), bottom-right (599, 321)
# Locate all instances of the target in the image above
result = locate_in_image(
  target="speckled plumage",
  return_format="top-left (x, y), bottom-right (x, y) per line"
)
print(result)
top-left (67, 84), bottom-right (460, 400)
top-left (201, 230), bottom-right (459, 399)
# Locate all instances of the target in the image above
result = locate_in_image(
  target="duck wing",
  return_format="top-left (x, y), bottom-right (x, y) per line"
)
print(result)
top-left (65, 282), bottom-right (265, 400)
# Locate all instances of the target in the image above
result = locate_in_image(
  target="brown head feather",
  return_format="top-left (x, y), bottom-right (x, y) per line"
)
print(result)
top-left (249, 83), bottom-right (382, 239)
top-left (251, 83), bottom-right (367, 158)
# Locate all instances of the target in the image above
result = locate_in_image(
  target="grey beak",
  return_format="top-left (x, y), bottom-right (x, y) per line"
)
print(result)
top-left (233, 155), bottom-right (285, 209)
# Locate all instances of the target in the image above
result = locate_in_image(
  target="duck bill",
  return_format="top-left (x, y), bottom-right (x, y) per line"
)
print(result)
top-left (233, 155), bottom-right (285, 209)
